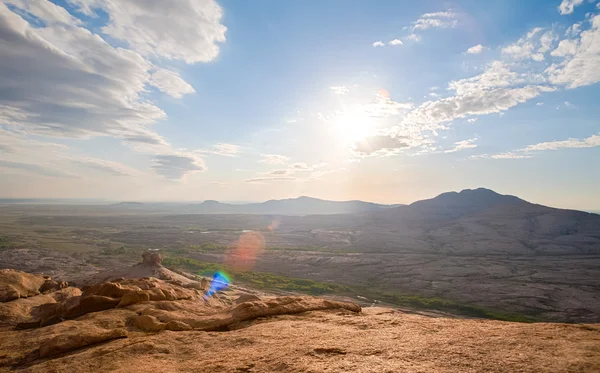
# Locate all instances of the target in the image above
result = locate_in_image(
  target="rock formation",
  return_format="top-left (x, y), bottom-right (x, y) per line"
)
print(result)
top-left (0, 267), bottom-right (597, 372)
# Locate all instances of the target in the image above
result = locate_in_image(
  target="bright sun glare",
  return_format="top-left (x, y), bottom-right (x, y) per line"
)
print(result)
top-left (334, 106), bottom-right (374, 143)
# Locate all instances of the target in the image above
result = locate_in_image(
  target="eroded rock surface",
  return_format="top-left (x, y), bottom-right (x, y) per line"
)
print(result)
top-left (0, 269), bottom-right (46, 302)
top-left (0, 269), bottom-right (597, 373)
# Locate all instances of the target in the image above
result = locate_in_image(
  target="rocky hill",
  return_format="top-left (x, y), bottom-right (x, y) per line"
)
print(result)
top-left (0, 259), bottom-right (598, 373)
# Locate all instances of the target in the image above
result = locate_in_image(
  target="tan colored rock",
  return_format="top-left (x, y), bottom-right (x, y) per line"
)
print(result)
top-left (235, 293), bottom-right (261, 304)
top-left (130, 315), bottom-right (165, 332)
top-left (142, 250), bottom-right (162, 266)
top-left (117, 290), bottom-right (150, 307)
top-left (38, 279), bottom-right (68, 294)
top-left (164, 320), bottom-right (192, 331)
top-left (38, 327), bottom-right (127, 358)
top-left (0, 269), bottom-right (46, 302)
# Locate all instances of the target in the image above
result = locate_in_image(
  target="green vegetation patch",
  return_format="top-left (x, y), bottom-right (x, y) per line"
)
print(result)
top-left (162, 256), bottom-right (349, 295)
top-left (163, 255), bottom-right (540, 323)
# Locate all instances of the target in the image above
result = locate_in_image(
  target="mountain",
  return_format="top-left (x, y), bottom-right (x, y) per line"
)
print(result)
top-left (110, 196), bottom-right (402, 215)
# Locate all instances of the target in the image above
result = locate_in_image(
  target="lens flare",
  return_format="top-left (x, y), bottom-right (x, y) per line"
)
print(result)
top-left (224, 231), bottom-right (265, 271)
top-left (268, 219), bottom-right (280, 232)
top-left (203, 271), bottom-right (231, 300)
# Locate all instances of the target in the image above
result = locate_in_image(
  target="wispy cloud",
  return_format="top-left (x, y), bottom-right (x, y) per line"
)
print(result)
top-left (330, 86), bottom-right (350, 95)
top-left (198, 143), bottom-right (240, 156)
top-left (0, 160), bottom-right (77, 178)
top-left (412, 11), bottom-right (458, 31)
top-left (70, 158), bottom-right (138, 176)
top-left (444, 138), bottom-right (477, 153)
top-left (389, 39), bottom-right (403, 46)
top-left (245, 176), bottom-right (295, 183)
top-left (372, 41), bottom-right (385, 47)
top-left (466, 44), bottom-right (484, 54)
top-left (151, 154), bottom-right (206, 179)
top-left (558, 0), bottom-right (584, 15)
top-left (260, 154), bottom-right (290, 165)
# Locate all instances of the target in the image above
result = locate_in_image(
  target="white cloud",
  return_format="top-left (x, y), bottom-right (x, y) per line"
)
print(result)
top-left (467, 118), bottom-right (478, 123)
top-left (67, 0), bottom-right (226, 63)
top-left (448, 61), bottom-right (519, 95)
top-left (471, 152), bottom-right (533, 159)
top-left (0, 4), bottom-right (165, 142)
top-left (421, 11), bottom-right (456, 18)
top-left (389, 39), bottom-right (403, 46)
top-left (351, 134), bottom-right (415, 156)
top-left (0, 1), bottom-right (229, 180)
top-left (5, 0), bottom-right (80, 25)
top-left (536, 102), bottom-right (545, 106)
top-left (546, 14), bottom-right (600, 88)
top-left (466, 44), bottom-right (484, 54)
top-left (149, 68), bottom-right (195, 98)
top-left (413, 17), bottom-right (458, 31)
top-left (330, 86), bottom-right (350, 95)
top-left (444, 138), bottom-right (477, 153)
top-left (70, 157), bottom-right (138, 176)
top-left (260, 154), bottom-right (290, 165)
top-left (245, 176), bottom-right (295, 183)
top-left (0, 160), bottom-right (77, 178)
top-left (406, 33), bottom-right (422, 42)
top-left (197, 143), bottom-right (239, 157)
top-left (537, 31), bottom-right (556, 53)
top-left (527, 27), bottom-right (544, 39)
top-left (268, 169), bottom-right (290, 176)
top-left (523, 134), bottom-right (600, 151)
top-left (550, 39), bottom-right (579, 56)
top-left (558, 0), bottom-right (584, 15)
top-left (473, 134), bottom-right (600, 160)
top-left (566, 22), bottom-right (582, 37)
top-left (372, 41), bottom-right (385, 47)
top-left (151, 154), bottom-right (205, 179)
top-left (502, 40), bottom-right (535, 59)
top-left (213, 143), bottom-right (239, 156)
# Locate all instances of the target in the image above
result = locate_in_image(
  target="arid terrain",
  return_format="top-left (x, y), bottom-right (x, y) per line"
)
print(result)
top-left (1, 188), bottom-right (599, 323)
top-left (0, 257), bottom-right (599, 373)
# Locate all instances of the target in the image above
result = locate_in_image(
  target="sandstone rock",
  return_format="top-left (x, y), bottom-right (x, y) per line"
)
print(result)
top-left (235, 294), bottom-right (261, 304)
top-left (118, 290), bottom-right (150, 307)
top-left (0, 269), bottom-right (46, 302)
top-left (38, 279), bottom-right (68, 294)
top-left (164, 320), bottom-right (192, 331)
top-left (38, 327), bottom-right (127, 358)
top-left (130, 315), bottom-right (165, 332)
top-left (142, 250), bottom-right (162, 266)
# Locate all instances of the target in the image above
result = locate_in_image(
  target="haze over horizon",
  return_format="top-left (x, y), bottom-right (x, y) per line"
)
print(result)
top-left (1, 0), bottom-right (599, 211)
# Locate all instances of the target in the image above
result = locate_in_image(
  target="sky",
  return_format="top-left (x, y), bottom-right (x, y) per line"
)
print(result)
top-left (0, 0), bottom-right (599, 210)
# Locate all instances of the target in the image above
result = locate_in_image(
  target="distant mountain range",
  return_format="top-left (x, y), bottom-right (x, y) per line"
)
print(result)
top-left (338, 187), bottom-right (600, 255)
top-left (109, 196), bottom-right (404, 215)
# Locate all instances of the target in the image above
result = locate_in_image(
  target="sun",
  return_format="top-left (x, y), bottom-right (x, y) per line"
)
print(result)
top-left (334, 106), bottom-right (374, 143)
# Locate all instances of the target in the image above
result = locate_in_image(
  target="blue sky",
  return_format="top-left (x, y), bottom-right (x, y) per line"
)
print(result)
top-left (0, 0), bottom-right (599, 210)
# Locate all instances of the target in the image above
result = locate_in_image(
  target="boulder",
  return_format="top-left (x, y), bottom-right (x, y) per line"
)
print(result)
top-left (0, 269), bottom-right (46, 302)
top-left (235, 293), bottom-right (262, 304)
top-left (130, 315), bottom-right (165, 332)
top-left (142, 250), bottom-right (162, 266)
top-left (38, 327), bottom-right (127, 358)
top-left (38, 280), bottom-right (69, 294)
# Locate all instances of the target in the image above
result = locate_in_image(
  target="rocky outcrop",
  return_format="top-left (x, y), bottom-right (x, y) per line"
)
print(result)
top-left (38, 327), bottom-right (128, 358)
top-left (38, 279), bottom-right (69, 294)
top-left (17, 278), bottom-right (197, 329)
top-left (0, 269), bottom-right (46, 302)
top-left (131, 295), bottom-right (361, 332)
top-left (141, 250), bottom-right (162, 266)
